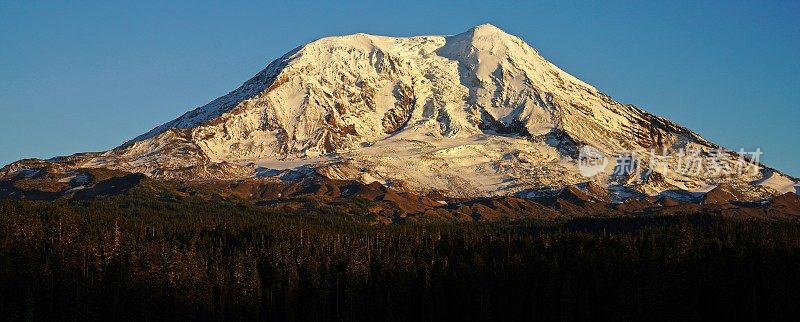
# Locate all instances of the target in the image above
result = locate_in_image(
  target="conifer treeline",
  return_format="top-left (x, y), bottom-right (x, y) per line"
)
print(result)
top-left (0, 196), bottom-right (799, 321)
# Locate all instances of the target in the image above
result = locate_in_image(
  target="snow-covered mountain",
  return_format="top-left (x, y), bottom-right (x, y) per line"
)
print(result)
top-left (4, 24), bottom-right (798, 199)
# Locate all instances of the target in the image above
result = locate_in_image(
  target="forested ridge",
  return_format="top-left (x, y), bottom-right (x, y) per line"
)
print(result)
top-left (1, 193), bottom-right (799, 321)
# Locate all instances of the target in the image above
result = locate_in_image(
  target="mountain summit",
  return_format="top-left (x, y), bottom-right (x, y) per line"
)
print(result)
top-left (3, 24), bottom-right (798, 199)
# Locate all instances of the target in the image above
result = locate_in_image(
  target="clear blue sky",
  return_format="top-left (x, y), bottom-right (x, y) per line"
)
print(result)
top-left (1, 1), bottom-right (798, 176)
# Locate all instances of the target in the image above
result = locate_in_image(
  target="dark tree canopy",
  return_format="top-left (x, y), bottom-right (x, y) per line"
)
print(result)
top-left (0, 195), bottom-right (799, 321)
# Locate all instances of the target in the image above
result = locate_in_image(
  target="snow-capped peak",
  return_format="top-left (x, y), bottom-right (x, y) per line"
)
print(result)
top-left (42, 24), bottom-right (796, 199)
top-left (453, 23), bottom-right (525, 50)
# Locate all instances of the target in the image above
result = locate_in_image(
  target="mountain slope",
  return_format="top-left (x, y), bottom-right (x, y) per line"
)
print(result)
top-left (2, 24), bottom-right (797, 199)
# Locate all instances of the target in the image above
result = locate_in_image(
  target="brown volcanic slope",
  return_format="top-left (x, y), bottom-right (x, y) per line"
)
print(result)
top-left (2, 165), bottom-right (798, 223)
